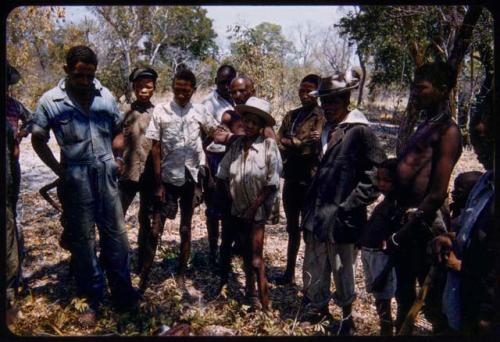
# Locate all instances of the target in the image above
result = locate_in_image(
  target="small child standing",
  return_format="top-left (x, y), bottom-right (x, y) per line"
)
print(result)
top-left (358, 158), bottom-right (402, 335)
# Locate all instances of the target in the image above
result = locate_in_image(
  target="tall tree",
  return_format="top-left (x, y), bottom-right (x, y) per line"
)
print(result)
top-left (89, 6), bottom-right (217, 101)
top-left (6, 6), bottom-right (66, 108)
top-left (338, 6), bottom-right (485, 154)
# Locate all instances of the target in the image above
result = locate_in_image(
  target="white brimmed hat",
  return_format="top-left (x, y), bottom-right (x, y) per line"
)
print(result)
top-left (235, 96), bottom-right (276, 126)
top-left (309, 68), bottom-right (362, 98)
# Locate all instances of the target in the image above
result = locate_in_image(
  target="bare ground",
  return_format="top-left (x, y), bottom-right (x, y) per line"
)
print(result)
top-left (9, 126), bottom-right (484, 336)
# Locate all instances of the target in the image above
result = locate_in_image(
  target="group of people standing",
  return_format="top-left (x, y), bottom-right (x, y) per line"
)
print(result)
top-left (5, 44), bottom-right (495, 336)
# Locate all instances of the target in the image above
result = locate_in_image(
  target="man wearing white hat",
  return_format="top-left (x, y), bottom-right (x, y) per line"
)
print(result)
top-left (300, 70), bottom-right (386, 335)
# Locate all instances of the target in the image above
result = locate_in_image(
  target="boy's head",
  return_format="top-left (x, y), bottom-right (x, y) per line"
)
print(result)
top-left (299, 74), bottom-right (320, 107)
top-left (451, 171), bottom-right (483, 210)
top-left (376, 158), bottom-right (398, 195)
top-left (172, 68), bottom-right (196, 107)
top-left (221, 110), bottom-right (244, 135)
top-left (129, 67), bottom-right (157, 104)
top-left (413, 61), bottom-right (455, 111)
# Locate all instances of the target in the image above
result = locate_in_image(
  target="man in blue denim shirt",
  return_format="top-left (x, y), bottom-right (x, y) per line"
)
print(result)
top-left (31, 46), bottom-right (138, 324)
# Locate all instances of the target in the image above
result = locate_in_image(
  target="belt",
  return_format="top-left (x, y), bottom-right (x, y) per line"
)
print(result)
top-left (64, 153), bottom-right (114, 166)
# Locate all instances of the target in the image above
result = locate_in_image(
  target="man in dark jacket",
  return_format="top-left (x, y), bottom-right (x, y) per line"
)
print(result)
top-left (301, 71), bottom-right (386, 335)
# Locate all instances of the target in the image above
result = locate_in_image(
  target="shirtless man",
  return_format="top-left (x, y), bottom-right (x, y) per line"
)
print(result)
top-left (386, 61), bottom-right (462, 334)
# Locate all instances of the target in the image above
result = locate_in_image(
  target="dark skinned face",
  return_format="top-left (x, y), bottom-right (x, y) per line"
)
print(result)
top-left (172, 79), bottom-right (195, 107)
top-left (243, 112), bottom-right (264, 138)
top-left (64, 61), bottom-right (96, 93)
top-left (216, 69), bottom-right (236, 100)
top-left (375, 168), bottom-right (394, 195)
top-left (133, 78), bottom-right (155, 104)
top-left (231, 79), bottom-right (254, 105)
top-left (299, 81), bottom-right (318, 107)
top-left (471, 121), bottom-right (494, 170)
top-left (414, 79), bottom-right (447, 112)
top-left (321, 95), bottom-right (349, 125)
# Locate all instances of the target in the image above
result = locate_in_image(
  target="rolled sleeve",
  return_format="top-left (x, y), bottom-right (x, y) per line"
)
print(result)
top-left (200, 105), bottom-right (219, 136)
top-left (32, 99), bottom-right (51, 141)
top-left (264, 138), bottom-right (282, 188)
top-left (145, 107), bottom-right (162, 141)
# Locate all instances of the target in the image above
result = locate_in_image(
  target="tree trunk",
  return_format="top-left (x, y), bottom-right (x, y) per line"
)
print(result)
top-left (395, 6), bottom-right (483, 155)
top-left (357, 51), bottom-right (366, 107)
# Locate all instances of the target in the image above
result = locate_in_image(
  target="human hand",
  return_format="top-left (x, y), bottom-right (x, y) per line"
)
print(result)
top-left (280, 137), bottom-right (293, 146)
top-left (155, 184), bottom-right (166, 204)
top-left (444, 250), bottom-right (462, 272)
top-left (310, 130), bottom-right (320, 141)
top-left (244, 202), bottom-right (259, 220)
top-left (115, 158), bottom-right (125, 176)
top-left (16, 129), bottom-right (29, 141)
top-left (478, 320), bottom-right (492, 334)
top-left (428, 234), bottom-right (453, 263)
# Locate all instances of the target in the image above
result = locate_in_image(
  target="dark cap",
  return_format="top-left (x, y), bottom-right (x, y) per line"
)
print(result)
top-left (129, 67), bottom-right (158, 83)
top-left (7, 62), bottom-right (21, 85)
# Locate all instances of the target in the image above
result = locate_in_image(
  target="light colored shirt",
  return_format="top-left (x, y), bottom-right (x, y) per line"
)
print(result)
top-left (216, 135), bottom-right (282, 222)
top-left (32, 78), bottom-right (122, 164)
top-left (145, 100), bottom-right (218, 186)
top-left (201, 89), bottom-right (234, 153)
top-left (120, 101), bottom-right (154, 182)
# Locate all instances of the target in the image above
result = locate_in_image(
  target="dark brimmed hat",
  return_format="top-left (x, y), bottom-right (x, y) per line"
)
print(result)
top-left (309, 68), bottom-right (361, 98)
top-left (129, 67), bottom-right (158, 83)
top-left (235, 97), bottom-right (276, 127)
top-left (7, 62), bottom-right (21, 85)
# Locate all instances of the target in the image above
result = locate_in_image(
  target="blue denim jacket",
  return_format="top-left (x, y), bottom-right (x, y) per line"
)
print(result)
top-left (442, 170), bottom-right (494, 330)
top-left (32, 78), bottom-right (123, 164)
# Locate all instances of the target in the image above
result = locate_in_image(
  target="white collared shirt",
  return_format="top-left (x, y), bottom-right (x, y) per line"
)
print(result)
top-left (217, 136), bottom-right (282, 222)
top-left (145, 100), bottom-right (219, 186)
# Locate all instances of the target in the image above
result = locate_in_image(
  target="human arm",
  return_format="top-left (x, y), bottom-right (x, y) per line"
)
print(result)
top-left (30, 101), bottom-right (64, 177)
top-left (145, 107), bottom-right (165, 202)
top-left (339, 127), bottom-right (386, 214)
top-left (391, 125), bottom-right (461, 246)
top-left (31, 125), bottom-right (64, 177)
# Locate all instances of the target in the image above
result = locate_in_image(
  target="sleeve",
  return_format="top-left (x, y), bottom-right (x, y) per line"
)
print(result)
top-left (340, 126), bottom-right (387, 212)
top-left (277, 111), bottom-right (291, 150)
top-left (216, 144), bottom-right (234, 181)
top-left (16, 99), bottom-right (34, 132)
top-left (31, 97), bottom-right (51, 142)
top-left (264, 138), bottom-right (282, 188)
top-left (199, 105), bottom-right (219, 136)
top-left (145, 106), bottom-right (162, 141)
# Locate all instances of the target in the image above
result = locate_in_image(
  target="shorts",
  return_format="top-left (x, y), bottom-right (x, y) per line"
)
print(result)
top-left (361, 248), bottom-right (396, 300)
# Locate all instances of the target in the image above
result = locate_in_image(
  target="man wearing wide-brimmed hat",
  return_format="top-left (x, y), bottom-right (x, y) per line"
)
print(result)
top-left (216, 96), bottom-right (282, 311)
top-left (300, 70), bottom-right (386, 335)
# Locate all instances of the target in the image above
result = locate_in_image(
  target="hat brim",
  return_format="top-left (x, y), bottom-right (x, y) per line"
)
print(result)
top-left (235, 104), bottom-right (276, 127)
top-left (310, 83), bottom-right (359, 98)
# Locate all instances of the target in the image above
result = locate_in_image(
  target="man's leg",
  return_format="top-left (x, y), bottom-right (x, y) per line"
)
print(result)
top-left (279, 181), bottom-right (305, 284)
top-left (136, 175), bottom-right (155, 274)
top-left (249, 222), bottom-right (269, 310)
top-left (6, 202), bottom-right (19, 309)
top-left (96, 161), bottom-right (137, 311)
top-left (64, 166), bottom-right (105, 309)
top-left (239, 219), bottom-right (257, 300)
top-left (394, 249), bottom-right (417, 333)
top-left (118, 179), bottom-right (139, 217)
top-left (331, 243), bottom-right (357, 335)
top-left (301, 230), bottom-right (332, 321)
top-left (177, 179), bottom-right (195, 278)
top-left (218, 214), bottom-right (238, 285)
